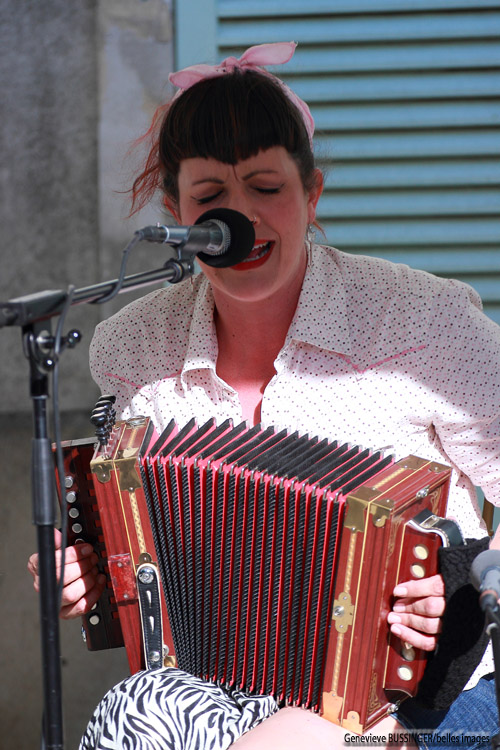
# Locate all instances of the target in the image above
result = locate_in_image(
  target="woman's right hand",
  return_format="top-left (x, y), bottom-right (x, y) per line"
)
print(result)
top-left (27, 529), bottom-right (107, 619)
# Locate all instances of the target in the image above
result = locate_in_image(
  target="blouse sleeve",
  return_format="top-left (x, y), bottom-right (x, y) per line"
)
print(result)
top-left (426, 279), bottom-right (500, 506)
top-left (89, 316), bottom-right (138, 421)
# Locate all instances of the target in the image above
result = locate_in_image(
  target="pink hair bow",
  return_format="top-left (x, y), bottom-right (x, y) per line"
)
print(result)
top-left (169, 42), bottom-right (315, 146)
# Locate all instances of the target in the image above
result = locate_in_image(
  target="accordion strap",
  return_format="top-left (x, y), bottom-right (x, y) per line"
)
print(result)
top-left (137, 562), bottom-right (164, 670)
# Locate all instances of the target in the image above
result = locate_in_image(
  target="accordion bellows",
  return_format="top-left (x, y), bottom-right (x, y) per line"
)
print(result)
top-left (61, 415), bottom-right (455, 733)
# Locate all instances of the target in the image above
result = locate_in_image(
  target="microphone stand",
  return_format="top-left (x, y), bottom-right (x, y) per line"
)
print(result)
top-left (484, 602), bottom-right (500, 750)
top-left (0, 255), bottom-right (194, 750)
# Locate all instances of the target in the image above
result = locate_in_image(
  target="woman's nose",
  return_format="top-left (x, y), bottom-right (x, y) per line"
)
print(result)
top-left (224, 195), bottom-right (258, 227)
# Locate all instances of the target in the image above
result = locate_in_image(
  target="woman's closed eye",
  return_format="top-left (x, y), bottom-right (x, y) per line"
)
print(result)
top-left (194, 191), bottom-right (223, 205)
top-left (254, 186), bottom-right (282, 195)
top-left (193, 184), bottom-right (282, 205)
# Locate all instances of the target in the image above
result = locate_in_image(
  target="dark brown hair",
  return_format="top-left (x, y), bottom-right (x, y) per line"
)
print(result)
top-left (130, 69), bottom-right (316, 213)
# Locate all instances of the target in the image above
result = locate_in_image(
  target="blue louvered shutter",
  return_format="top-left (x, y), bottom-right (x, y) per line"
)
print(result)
top-left (174, 0), bottom-right (500, 325)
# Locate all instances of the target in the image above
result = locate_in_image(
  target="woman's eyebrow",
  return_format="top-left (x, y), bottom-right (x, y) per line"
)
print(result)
top-left (191, 177), bottom-right (225, 186)
top-left (242, 169), bottom-right (279, 180)
top-left (191, 169), bottom-right (280, 186)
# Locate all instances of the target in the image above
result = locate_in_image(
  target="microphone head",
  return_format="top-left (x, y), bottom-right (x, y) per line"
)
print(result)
top-left (195, 208), bottom-right (256, 268)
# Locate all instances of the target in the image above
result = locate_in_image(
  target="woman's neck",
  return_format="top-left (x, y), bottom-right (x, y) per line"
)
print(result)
top-left (211, 246), bottom-right (307, 359)
top-left (213, 272), bottom-right (303, 363)
top-left (215, 298), bottom-right (287, 357)
top-left (212, 280), bottom-right (303, 424)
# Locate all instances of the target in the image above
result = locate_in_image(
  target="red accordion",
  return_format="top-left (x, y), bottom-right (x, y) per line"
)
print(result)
top-left (60, 415), bottom-right (458, 733)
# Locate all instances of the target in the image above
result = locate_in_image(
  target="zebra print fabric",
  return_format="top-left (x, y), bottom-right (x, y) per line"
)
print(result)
top-left (79, 668), bottom-right (279, 749)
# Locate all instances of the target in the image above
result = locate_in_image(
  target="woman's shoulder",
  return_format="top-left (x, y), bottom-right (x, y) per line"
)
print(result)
top-left (89, 273), bottom-right (211, 402)
top-left (93, 273), bottom-right (206, 341)
top-left (313, 243), bottom-right (482, 309)
top-left (89, 273), bottom-right (210, 383)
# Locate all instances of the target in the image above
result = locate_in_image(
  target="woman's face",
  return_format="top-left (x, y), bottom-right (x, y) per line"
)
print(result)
top-left (173, 146), bottom-right (323, 306)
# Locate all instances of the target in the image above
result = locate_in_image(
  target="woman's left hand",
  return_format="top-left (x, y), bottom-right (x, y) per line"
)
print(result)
top-left (387, 574), bottom-right (446, 652)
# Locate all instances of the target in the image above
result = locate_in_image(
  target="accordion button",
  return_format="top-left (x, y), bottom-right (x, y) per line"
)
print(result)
top-left (401, 644), bottom-right (416, 662)
top-left (413, 544), bottom-right (429, 560)
top-left (397, 665), bottom-right (413, 682)
top-left (410, 563), bottom-right (425, 578)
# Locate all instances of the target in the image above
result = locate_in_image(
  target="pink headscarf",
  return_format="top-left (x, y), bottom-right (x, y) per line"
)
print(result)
top-left (168, 42), bottom-right (315, 147)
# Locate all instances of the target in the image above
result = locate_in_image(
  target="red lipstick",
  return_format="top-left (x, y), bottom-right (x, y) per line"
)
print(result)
top-left (231, 241), bottom-right (273, 271)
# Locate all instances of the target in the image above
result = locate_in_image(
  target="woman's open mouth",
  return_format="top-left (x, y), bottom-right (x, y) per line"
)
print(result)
top-left (232, 241), bottom-right (274, 271)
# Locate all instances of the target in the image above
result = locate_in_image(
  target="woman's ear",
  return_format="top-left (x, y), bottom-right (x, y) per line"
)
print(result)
top-left (307, 169), bottom-right (324, 224)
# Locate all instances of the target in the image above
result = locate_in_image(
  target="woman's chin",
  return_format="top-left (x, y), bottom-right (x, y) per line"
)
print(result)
top-left (205, 243), bottom-right (307, 309)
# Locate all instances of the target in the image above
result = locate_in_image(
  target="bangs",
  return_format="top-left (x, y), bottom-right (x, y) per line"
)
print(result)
top-left (161, 70), bottom-right (308, 170)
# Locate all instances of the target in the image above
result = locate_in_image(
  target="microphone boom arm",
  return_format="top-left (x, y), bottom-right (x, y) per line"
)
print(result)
top-left (0, 258), bottom-right (194, 329)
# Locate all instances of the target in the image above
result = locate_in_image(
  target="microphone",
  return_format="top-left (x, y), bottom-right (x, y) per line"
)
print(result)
top-left (136, 208), bottom-right (255, 268)
top-left (470, 549), bottom-right (500, 612)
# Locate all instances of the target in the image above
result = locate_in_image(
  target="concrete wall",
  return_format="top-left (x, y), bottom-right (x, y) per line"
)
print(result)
top-left (0, 2), bottom-right (174, 747)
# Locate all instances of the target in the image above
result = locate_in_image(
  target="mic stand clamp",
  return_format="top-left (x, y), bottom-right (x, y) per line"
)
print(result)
top-left (163, 254), bottom-right (194, 284)
top-left (25, 329), bottom-right (82, 373)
